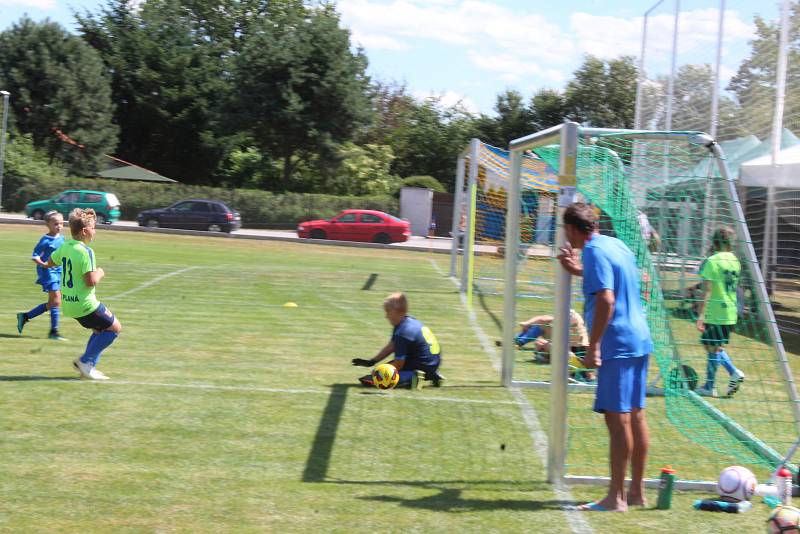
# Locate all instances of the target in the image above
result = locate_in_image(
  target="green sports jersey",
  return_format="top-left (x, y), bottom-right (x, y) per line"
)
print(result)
top-left (50, 239), bottom-right (101, 318)
top-left (699, 251), bottom-right (740, 325)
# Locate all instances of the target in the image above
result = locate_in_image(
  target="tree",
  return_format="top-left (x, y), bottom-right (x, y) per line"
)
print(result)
top-left (0, 18), bottom-right (118, 174)
top-left (230, 4), bottom-right (371, 190)
top-left (564, 55), bottom-right (637, 128)
top-left (474, 89), bottom-right (536, 147)
top-left (530, 88), bottom-right (567, 129)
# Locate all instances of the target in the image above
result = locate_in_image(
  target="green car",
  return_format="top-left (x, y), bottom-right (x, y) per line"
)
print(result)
top-left (25, 190), bottom-right (121, 224)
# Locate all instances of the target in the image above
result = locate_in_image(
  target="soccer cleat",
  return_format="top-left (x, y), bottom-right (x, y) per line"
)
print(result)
top-left (358, 374), bottom-right (374, 387)
top-left (16, 313), bottom-right (27, 334)
top-left (73, 358), bottom-right (92, 378)
top-left (87, 368), bottom-right (110, 380)
top-left (726, 371), bottom-right (745, 397)
top-left (430, 371), bottom-right (446, 388)
top-left (48, 330), bottom-right (67, 341)
top-left (410, 370), bottom-right (425, 391)
top-left (696, 386), bottom-right (718, 398)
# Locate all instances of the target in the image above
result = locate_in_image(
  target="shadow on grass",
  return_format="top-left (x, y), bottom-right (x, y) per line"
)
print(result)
top-left (476, 290), bottom-right (502, 332)
top-left (363, 489), bottom-right (573, 512)
top-left (0, 375), bottom-right (79, 381)
top-left (303, 383), bottom-right (352, 482)
top-left (0, 333), bottom-right (31, 339)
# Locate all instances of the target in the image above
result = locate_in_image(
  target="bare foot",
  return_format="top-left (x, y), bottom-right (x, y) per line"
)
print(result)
top-left (626, 495), bottom-right (647, 507)
top-left (577, 497), bottom-right (628, 512)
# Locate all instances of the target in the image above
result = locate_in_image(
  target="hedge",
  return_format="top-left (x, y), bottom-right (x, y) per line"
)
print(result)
top-left (2, 174), bottom-right (399, 229)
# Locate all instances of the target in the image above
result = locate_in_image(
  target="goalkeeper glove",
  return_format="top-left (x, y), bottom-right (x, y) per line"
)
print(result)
top-left (351, 358), bottom-right (373, 367)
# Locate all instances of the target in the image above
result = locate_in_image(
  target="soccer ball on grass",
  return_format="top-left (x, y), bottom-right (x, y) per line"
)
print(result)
top-left (372, 364), bottom-right (399, 390)
top-left (717, 465), bottom-right (757, 501)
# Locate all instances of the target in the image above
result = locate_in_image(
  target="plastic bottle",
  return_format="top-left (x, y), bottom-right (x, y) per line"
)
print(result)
top-left (778, 467), bottom-right (793, 505)
top-left (693, 499), bottom-right (752, 513)
top-left (656, 466), bottom-right (676, 510)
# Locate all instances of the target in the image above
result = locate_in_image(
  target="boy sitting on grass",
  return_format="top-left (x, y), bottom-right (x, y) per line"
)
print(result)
top-left (352, 292), bottom-right (444, 389)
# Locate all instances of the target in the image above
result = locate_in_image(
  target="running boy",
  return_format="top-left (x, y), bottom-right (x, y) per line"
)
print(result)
top-left (17, 211), bottom-right (65, 340)
top-left (352, 292), bottom-right (444, 389)
top-left (695, 227), bottom-right (745, 397)
top-left (47, 208), bottom-right (121, 380)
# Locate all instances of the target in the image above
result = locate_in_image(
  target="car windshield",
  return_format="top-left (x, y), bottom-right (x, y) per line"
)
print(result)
top-left (105, 193), bottom-right (120, 207)
top-left (389, 215), bottom-right (404, 222)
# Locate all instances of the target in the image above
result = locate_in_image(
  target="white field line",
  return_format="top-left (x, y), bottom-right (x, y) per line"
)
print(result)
top-left (428, 258), bottom-right (593, 534)
top-left (106, 266), bottom-right (199, 300)
top-left (83, 380), bottom-right (517, 406)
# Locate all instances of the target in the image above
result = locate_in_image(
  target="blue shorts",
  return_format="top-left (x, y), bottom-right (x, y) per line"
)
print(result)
top-left (76, 303), bottom-right (116, 331)
top-left (593, 355), bottom-right (649, 414)
top-left (39, 280), bottom-right (61, 292)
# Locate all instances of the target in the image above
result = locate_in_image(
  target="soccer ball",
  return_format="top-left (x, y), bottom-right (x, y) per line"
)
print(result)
top-left (372, 364), bottom-right (399, 390)
top-left (766, 505), bottom-right (800, 533)
top-left (717, 465), bottom-right (757, 501)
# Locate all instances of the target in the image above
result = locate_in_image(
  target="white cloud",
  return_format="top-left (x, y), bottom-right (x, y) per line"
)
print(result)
top-left (349, 30), bottom-right (410, 51)
top-left (413, 89), bottom-right (479, 114)
top-left (0, 0), bottom-right (54, 8)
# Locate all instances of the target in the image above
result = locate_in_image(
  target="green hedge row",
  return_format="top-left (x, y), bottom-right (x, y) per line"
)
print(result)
top-left (3, 174), bottom-right (399, 228)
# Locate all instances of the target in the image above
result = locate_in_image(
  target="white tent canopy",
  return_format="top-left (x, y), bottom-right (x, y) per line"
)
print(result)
top-left (740, 143), bottom-right (800, 188)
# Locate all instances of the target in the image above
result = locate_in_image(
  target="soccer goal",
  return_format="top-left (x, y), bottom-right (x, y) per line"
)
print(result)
top-left (501, 122), bottom-right (800, 490)
top-left (448, 138), bottom-right (560, 307)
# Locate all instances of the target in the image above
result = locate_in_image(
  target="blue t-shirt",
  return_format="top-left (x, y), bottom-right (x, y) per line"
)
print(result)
top-left (32, 233), bottom-right (64, 286)
top-left (392, 316), bottom-right (441, 369)
top-left (582, 234), bottom-right (653, 360)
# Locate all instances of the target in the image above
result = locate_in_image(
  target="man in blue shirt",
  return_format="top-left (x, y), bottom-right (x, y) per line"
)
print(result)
top-left (558, 202), bottom-right (653, 512)
top-left (352, 292), bottom-right (444, 389)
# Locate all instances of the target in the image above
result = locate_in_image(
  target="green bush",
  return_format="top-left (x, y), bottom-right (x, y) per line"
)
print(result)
top-left (2, 173), bottom-right (398, 228)
top-left (400, 175), bottom-right (446, 193)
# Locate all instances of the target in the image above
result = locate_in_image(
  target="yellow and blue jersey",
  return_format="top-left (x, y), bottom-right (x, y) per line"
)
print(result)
top-left (392, 316), bottom-right (441, 369)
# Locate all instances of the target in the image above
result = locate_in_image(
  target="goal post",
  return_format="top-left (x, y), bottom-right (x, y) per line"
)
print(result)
top-left (502, 122), bottom-right (800, 489)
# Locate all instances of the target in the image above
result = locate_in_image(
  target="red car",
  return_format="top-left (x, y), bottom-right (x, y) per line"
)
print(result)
top-left (297, 210), bottom-right (410, 244)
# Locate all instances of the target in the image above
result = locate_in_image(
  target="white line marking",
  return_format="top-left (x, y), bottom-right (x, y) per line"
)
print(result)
top-left (429, 258), bottom-right (593, 534)
top-left (81, 379), bottom-right (517, 405)
top-left (106, 266), bottom-right (199, 300)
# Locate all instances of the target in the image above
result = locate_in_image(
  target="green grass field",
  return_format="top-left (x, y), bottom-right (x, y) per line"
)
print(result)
top-left (0, 225), bottom-right (776, 532)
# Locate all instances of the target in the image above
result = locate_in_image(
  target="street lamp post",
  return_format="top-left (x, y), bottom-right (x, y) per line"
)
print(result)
top-left (0, 90), bottom-right (9, 213)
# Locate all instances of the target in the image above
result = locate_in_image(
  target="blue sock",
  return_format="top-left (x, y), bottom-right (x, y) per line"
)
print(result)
top-left (705, 353), bottom-right (719, 389)
top-left (516, 325), bottom-right (544, 347)
top-left (80, 331), bottom-right (118, 365)
top-left (716, 349), bottom-right (736, 375)
top-left (50, 307), bottom-right (60, 331)
top-left (26, 303), bottom-right (48, 320)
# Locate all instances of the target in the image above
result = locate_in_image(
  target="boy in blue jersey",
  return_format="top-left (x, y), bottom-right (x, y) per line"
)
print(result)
top-left (352, 292), bottom-right (444, 389)
top-left (17, 211), bottom-right (66, 340)
top-left (558, 203), bottom-right (653, 512)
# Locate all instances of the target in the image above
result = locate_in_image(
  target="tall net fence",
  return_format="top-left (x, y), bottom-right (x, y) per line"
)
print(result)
top-left (636, 0), bottom-right (800, 336)
top-left (509, 130), bottom-right (799, 482)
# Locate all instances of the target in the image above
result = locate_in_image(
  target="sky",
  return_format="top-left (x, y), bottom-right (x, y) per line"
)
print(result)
top-left (0, 0), bottom-right (783, 115)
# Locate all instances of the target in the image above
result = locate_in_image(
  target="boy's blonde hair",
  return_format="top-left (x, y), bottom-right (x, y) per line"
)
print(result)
top-left (44, 210), bottom-right (63, 224)
top-left (69, 208), bottom-right (96, 237)
top-left (383, 292), bottom-right (408, 313)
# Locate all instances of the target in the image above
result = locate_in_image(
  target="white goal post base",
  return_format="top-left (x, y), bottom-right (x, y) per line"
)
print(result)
top-left (565, 475), bottom-right (716, 492)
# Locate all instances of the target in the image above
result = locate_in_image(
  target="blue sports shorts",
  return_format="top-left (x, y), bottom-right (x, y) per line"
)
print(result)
top-left (593, 354), bottom-right (649, 414)
top-left (76, 303), bottom-right (115, 331)
top-left (40, 280), bottom-right (61, 292)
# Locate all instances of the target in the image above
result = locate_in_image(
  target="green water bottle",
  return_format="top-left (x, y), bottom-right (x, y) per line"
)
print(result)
top-left (656, 466), bottom-right (676, 510)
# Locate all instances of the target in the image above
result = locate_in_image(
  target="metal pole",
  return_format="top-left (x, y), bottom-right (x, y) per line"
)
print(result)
top-left (634, 0), bottom-right (667, 130)
top-left (450, 154), bottom-right (467, 277)
top-left (665, 0), bottom-right (680, 131)
top-left (710, 0), bottom-right (725, 138)
top-left (0, 91), bottom-right (10, 212)
top-left (461, 139), bottom-right (480, 292)
top-left (548, 121), bottom-right (578, 484)
top-left (501, 149), bottom-right (523, 387)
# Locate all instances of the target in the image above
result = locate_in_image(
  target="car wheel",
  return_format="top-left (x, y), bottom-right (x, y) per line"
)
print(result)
top-left (31, 210), bottom-right (44, 220)
top-left (98, 214), bottom-right (109, 224)
top-left (145, 219), bottom-right (159, 228)
top-left (310, 229), bottom-right (326, 239)
top-left (208, 223), bottom-right (223, 232)
top-left (373, 233), bottom-right (391, 244)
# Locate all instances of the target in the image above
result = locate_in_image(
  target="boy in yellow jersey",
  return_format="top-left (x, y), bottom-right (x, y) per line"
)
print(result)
top-left (695, 227), bottom-right (744, 398)
top-left (47, 208), bottom-right (122, 380)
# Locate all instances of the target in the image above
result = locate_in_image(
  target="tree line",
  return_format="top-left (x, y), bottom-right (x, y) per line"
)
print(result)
top-left (0, 0), bottom-right (792, 195)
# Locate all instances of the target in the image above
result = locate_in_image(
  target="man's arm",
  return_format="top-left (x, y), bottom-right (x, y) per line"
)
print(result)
top-left (84, 267), bottom-right (105, 287)
top-left (44, 258), bottom-right (58, 268)
top-left (695, 280), bottom-right (712, 332)
top-left (585, 289), bottom-right (615, 368)
top-left (352, 341), bottom-right (395, 367)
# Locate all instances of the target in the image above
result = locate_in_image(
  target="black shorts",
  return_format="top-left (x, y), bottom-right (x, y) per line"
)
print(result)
top-left (76, 303), bottom-right (115, 331)
top-left (701, 324), bottom-right (733, 347)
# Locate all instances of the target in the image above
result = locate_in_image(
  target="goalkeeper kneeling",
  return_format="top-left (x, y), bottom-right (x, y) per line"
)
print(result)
top-left (352, 292), bottom-right (444, 390)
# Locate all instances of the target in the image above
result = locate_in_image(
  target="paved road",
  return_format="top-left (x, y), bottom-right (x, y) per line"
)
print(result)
top-left (0, 212), bottom-right (478, 254)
